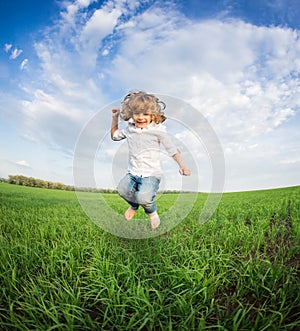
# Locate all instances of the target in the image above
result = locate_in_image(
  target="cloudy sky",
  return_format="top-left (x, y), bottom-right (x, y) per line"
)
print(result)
top-left (0, 0), bottom-right (300, 192)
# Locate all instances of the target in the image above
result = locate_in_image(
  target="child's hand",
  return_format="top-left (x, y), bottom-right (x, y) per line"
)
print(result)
top-left (179, 167), bottom-right (191, 176)
top-left (112, 107), bottom-right (120, 118)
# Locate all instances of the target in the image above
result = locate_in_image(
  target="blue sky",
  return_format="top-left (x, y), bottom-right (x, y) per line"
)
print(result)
top-left (0, 0), bottom-right (300, 192)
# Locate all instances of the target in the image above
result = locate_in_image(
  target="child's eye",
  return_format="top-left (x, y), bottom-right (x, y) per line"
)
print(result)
top-left (133, 112), bottom-right (151, 116)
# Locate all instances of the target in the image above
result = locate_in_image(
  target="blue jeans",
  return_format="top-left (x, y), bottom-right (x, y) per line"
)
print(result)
top-left (117, 173), bottom-right (161, 215)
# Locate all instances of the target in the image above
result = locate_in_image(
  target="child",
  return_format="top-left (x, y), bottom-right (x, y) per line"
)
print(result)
top-left (111, 91), bottom-right (190, 229)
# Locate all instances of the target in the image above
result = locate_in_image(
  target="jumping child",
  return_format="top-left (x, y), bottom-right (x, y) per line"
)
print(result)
top-left (111, 91), bottom-right (190, 229)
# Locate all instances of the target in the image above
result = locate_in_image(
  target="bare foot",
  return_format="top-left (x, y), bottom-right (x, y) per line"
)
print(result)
top-left (149, 211), bottom-right (160, 229)
top-left (125, 207), bottom-right (136, 220)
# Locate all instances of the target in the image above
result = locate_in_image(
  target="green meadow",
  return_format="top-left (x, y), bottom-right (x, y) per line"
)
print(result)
top-left (0, 183), bottom-right (299, 330)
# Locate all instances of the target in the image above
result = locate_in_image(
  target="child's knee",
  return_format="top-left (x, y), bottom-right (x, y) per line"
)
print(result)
top-left (136, 193), bottom-right (157, 214)
top-left (136, 192), bottom-right (153, 206)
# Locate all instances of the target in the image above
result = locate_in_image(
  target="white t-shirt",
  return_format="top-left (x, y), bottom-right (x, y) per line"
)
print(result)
top-left (112, 122), bottom-right (178, 177)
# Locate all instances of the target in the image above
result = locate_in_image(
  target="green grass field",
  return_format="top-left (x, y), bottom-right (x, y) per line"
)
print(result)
top-left (0, 183), bottom-right (299, 330)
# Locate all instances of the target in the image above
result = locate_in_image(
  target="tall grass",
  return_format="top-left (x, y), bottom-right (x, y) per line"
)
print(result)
top-left (0, 183), bottom-right (299, 330)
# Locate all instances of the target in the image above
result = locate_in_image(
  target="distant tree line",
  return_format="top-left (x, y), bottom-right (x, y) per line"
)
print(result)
top-left (5, 175), bottom-right (117, 193)
top-left (2, 175), bottom-right (186, 193)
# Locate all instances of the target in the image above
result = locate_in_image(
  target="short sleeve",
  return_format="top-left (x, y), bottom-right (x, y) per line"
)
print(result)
top-left (112, 128), bottom-right (127, 141)
top-left (158, 125), bottom-right (178, 156)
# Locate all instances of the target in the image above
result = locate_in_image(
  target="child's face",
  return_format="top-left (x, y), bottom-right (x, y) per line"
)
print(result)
top-left (132, 111), bottom-right (153, 129)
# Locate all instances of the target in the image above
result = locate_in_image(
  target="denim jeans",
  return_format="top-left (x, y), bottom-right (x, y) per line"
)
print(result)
top-left (117, 173), bottom-right (161, 215)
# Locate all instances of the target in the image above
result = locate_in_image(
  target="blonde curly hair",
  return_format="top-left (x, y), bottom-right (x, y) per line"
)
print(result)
top-left (120, 91), bottom-right (166, 123)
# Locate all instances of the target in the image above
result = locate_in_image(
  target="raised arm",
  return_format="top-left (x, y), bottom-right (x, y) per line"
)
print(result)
top-left (111, 107), bottom-right (120, 139)
top-left (172, 152), bottom-right (191, 176)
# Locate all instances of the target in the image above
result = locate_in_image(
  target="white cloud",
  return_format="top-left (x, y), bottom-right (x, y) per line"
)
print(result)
top-left (20, 59), bottom-right (28, 70)
top-left (77, 0), bottom-right (95, 7)
top-left (15, 160), bottom-right (30, 167)
top-left (4, 43), bottom-right (12, 52)
top-left (9, 48), bottom-right (23, 60)
top-left (80, 6), bottom-right (120, 46)
top-left (102, 49), bottom-right (109, 56)
top-left (20, 88), bottom-right (93, 154)
top-left (280, 158), bottom-right (300, 165)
